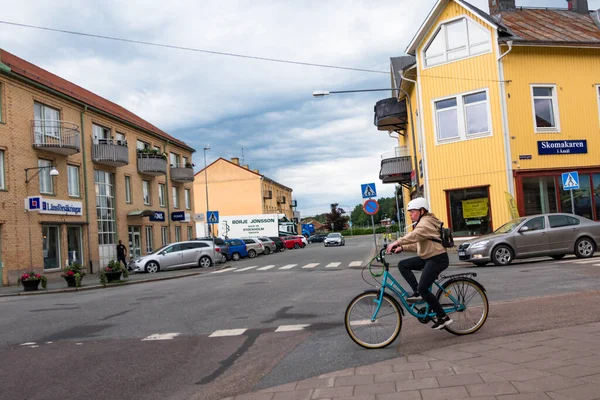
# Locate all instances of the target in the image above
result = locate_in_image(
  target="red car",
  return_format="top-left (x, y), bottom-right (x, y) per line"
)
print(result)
top-left (281, 236), bottom-right (305, 249)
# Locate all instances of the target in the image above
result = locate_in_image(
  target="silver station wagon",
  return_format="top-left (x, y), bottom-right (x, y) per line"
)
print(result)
top-left (458, 213), bottom-right (600, 266)
top-left (129, 241), bottom-right (221, 273)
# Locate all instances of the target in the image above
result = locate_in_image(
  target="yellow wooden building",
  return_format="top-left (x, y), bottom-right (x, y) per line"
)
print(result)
top-left (377, 0), bottom-right (600, 237)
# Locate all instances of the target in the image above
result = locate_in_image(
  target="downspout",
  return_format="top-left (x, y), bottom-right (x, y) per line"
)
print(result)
top-left (80, 106), bottom-right (93, 273)
top-left (399, 69), bottom-right (421, 196)
top-left (497, 39), bottom-right (515, 197)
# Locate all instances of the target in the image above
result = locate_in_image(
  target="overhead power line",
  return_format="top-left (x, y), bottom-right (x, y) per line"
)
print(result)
top-left (0, 20), bottom-right (389, 74)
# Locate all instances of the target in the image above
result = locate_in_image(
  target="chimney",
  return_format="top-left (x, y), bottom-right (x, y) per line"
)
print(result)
top-left (243, 164), bottom-right (249, 169)
top-left (253, 169), bottom-right (260, 174)
top-left (231, 157), bottom-right (239, 165)
top-left (488, 0), bottom-right (516, 14)
top-left (567, 0), bottom-right (589, 13)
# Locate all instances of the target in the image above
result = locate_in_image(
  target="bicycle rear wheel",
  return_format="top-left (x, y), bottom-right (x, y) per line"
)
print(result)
top-left (345, 291), bottom-right (402, 349)
top-left (437, 279), bottom-right (488, 336)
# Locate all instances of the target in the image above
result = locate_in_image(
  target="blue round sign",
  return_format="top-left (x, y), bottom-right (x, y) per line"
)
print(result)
top-left (363, 199), bottom-right (379, 215)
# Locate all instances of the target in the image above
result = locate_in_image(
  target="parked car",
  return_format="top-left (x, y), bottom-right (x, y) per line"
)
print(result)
top-left (225, 238), bottom-right (249, 261)
top-left (299, 235), bottom-right (308, 247)
top-left (193, 237), bottom-right (230, 261)
top-left (241, 238), bottom-right (265, 258)
top-left (308, 234), bottom-right (327, 243)
top-left (458, 213), bottom-right (600, 266)
top-left (269, 236), bottom-right (286, 252)
top-left (281, 236), bottom-right (304, 249)
top-left (257, 237), bottom-right (277, 254)
top-left (129, 241), bottom-right (221, 273)
top-left (324, 232), bottom-right (345, 247)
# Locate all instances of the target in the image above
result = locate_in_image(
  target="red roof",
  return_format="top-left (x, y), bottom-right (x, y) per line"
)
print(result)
top-left (0, 48), bottom-right (194, 152)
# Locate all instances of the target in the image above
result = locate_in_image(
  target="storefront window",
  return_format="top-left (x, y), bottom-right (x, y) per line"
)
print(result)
top-left (593, 174), bottom-right (600, 221)
top-left (67, 226), bottom-right (83, 265)
top-left (559, 174), bottom-right (592, 219)
top-left (447, 186), bottom-right (492, 236)
top-left (43, 226), bottom-right (60, 270)
top-left (522, 176), bottom-right (558, 215)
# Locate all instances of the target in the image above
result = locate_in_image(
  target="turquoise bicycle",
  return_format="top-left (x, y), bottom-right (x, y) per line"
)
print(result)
top-left (345, 248), bottom-right (489, 349)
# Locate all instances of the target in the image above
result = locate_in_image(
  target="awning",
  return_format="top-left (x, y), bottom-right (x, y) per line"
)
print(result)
top-left (127, 210), bottom-right (156, 218)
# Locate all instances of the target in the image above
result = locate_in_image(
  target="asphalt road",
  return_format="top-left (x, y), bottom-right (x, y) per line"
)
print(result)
top-left (1, 235), bottom-right (599, 400)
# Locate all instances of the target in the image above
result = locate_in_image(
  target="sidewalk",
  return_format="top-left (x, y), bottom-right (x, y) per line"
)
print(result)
top-left (0, 264), bottom-right (229, 297)
top-left (224, 322), bottom-right (600, 400)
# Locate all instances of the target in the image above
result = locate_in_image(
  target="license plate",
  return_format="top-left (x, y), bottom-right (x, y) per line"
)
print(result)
top-left (458, 251), bottom-right (466, 256)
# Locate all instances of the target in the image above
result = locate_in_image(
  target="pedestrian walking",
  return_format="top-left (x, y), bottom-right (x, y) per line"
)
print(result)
top-left (116, 240), bottom-right (128, 269)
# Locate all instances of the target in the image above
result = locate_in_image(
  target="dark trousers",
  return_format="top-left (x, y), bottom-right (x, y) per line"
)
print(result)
top-left (117, 255), bottom-right (127, 267)
top-left (398, 253), bottom-right (449, 317)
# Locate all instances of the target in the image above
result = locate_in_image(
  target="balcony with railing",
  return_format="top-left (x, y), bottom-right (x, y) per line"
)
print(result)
top-left (170, 163), bottom-right (195, 183)
top-left (379, 146), bottom-right (412, 184)
top-left (374, 98), bottom-right (408, 132)
top-left (263, 190), bottom-right (272, 199)
top-left (92, 138), bottom-right (129, 167)
top-left (137, 152), bottom-right (167, 176)
top-left (31, 120), bottom-right (81, 155)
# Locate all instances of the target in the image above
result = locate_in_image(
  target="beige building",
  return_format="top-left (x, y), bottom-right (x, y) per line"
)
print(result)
top-left (0, 49), bottom-right (196, 286)
top-left (193, 157), bottom-right (295, 235)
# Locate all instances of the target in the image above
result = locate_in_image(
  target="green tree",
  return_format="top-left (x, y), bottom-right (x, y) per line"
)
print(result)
top-left (326, 203), bottom-right (349, 231)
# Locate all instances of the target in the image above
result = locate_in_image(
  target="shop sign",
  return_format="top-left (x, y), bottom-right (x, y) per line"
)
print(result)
top-left (150, 211), bottom-right (166, 222)
top-left (171, 211), bottom-right (190, 222)
top-left (538, 140), bottom-right (587, 155)
top-left (25, 196), bottom-right (83, 216)
top-left (462, 198), bottom-right (489, 219)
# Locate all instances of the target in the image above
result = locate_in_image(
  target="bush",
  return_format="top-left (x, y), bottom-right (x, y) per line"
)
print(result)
top-left (339, 227), bottom-right (391, 236)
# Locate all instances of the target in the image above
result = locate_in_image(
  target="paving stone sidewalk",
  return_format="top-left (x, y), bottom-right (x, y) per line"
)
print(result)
top-left (224, 322), bottom-right (600, 400)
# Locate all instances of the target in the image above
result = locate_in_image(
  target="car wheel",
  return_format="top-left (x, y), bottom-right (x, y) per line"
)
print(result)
top-left (232, 252), bottom-right (241, 261)
top-left (324, 244), bottom-right (328, 247)
top-left (263, 247), bottom-right (271, 255)
top-left (145, 261), bottom-right (160, 274)
top-left (301, 244), bottom-right (306, 248)
top-left (492, 245), bottom-right (513, 266)
top-left (551, 254), bottom-right (566, 260)
top-left (294, 243), bottom-right (300, 249)
top-left (575, 237), bottom-right (596, 258)
top-left (248, 249), bottom-right (257, 258)
top-left (199, 256), bottom-right (212, 268)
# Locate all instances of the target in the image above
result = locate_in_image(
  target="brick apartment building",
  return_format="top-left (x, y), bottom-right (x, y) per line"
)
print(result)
top-left (0, 49), bottom-right (196, 286)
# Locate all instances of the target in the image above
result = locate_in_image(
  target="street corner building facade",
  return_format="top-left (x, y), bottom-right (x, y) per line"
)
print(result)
top-left (192, 157), bottom-right (296, 237)
top-left (376, 0), bottom-right (600, 237)
top-left (0, 49), bottom-right (196, 286)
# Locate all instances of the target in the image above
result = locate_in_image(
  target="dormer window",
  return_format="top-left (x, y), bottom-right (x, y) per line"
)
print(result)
top-left (424, 18), bottom-right (491, 67)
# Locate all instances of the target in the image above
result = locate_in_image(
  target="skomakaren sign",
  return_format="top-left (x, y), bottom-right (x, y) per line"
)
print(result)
top-left (24, 196), bottom-right (83, 215)
top-left (537, 140), bottom-right (587, 155)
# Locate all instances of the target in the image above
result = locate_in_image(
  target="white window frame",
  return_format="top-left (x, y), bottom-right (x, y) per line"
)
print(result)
top-left (432, 88), bottom-right (492, 145)
top-left (0, 150), bottom-right (5, 190)
top-left (531, 84), bottom-right (560, 133)
top-left (93, 124), bottom-right (111, 143)
top-left (158, 183), bottom-right (166, 207)
top-left (67, 165), bottom-right (80, 197)
top-left (38, 159), bottom-right (54, 194)
top-left (183, 156), bottom-right (189, 167)
top-left (174, 226), bottom-right (181, 242)
top-left (34, 102), bottom-right (61, 138)
top-left (136, 140), bottom-right (149, 150)
top-left (185, 188), bottom-right (191, 210)
top-left (125, 176), bottom-right (132, 203)
top-left (422, 15), bottom-right (492, 69)
top-left (161, 226), bottom-right (169, 246)
top-left (187, 226), bottom-right (193, 240)
top-left (145, 226), bottom-right (153, 253)
top-left (143, 180), bottom-right (151, 205)
top-left (170, 152), bottom-right (180, 167)
top-left (172, 186), bottom-right (179, 209)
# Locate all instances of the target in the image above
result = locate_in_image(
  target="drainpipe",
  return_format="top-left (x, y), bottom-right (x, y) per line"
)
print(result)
top-left (498, 40), bottom-right (513, 61)
top-left (80, 106), bottom-right (93, 274)
top-left (398, 70), bottom-right (421, 196)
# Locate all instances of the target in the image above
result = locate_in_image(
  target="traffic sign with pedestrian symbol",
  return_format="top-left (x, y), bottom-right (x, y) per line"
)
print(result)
top-left (561, 171), bottom-right (579, 190)
top-left (361, 183), bottom-right (377, 199)
top-left (207, 211), bottom-right (219, 224)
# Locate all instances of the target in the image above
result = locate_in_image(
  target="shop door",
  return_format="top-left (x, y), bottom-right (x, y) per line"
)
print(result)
top-left (128, 226), bottom-right (142, 260)
top-left (67, 226), bottom-right (83, 265)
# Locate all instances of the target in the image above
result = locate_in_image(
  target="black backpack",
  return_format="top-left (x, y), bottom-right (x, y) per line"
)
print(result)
top-left (431, 222), bottom-right (454, 248)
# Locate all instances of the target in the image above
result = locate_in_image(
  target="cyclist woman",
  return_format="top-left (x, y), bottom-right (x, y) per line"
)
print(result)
top-left (386, 197), bottom-right (452, 330)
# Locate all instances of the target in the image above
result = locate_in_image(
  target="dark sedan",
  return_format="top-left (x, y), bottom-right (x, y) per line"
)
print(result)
top-left (308, 234), bottom-right (327, 243)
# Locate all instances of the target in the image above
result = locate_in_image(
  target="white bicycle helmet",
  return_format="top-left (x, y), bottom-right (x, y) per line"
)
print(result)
top-left (407, 197), bottom-right (429, 211)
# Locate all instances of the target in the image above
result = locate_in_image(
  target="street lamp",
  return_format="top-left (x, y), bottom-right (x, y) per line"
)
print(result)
top-left (25, 165), bottom-right (59, 183)
top-left (203, 145), bottom-right (211, 238)
top-left (338, 204), bottom-right (353, 237)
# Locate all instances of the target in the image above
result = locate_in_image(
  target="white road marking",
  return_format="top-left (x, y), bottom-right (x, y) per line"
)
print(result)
top-left (20, 342), bottom-right (36, 346)
top-left (235, 266), bottom-right (258, 272)
top-left (76, 343), bottom-right (83, 345)
top-left (29, 345), bottom-right (40, 348)
top-left (349, 261), bottom-right (362, 267)
top-left (279, 264), bottom-right (297, 270)
top-left (302, 263), bottom-right (319, 269)
top-left (574, 259), bottom-right (599, 264)
top-left (46, 341), bottom-right (53, 344)
top-left (211, 268), bottom-right (237, 273)
top-left (594, 264), bottom-right (600, 267)
top-left (275, 324), bottom-right (311, 332)
top-left (142, 333), bottom-right (181, 341)
top-left (209, 329), bottom-right (247, 337)
top-left (326, 262), bottom-right (341, 268)
top-left (257, 265), bottom-right (275, 270)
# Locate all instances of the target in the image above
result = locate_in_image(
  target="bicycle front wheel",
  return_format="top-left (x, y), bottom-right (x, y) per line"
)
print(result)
top-left (437, 279), bottom-right (489, 336)
top-left (345, 291), bottom-right (402, 349)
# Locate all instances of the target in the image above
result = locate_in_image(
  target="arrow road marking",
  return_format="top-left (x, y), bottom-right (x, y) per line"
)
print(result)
top-left (209, 329), bottom-right (247, 337)
top-left (326, 262), bottom-right (341, 268)
top-left (302, 263), bottom-right (319, 269)
top-left (349, 261), bottom-right (362, 267)
top-left (257, 265), bottom-right (275, 270)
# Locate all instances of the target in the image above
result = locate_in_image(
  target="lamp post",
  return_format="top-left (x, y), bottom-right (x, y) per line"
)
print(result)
top-left (203, 145), bottom-right (211, 238)
top-left (338, 204), bottom-right (353, 237)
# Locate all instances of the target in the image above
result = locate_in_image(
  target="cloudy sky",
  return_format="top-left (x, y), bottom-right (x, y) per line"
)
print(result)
top-left (2, 0), bottom-right (597, 216)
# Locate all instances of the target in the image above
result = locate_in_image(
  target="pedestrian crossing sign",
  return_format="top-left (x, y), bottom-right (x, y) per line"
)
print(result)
top-left (361, 183), bottom-right (377, 199)
top-left (207, 211), bottom-right (219, 224)
top-left (561, 172), bottom-right (579, 190)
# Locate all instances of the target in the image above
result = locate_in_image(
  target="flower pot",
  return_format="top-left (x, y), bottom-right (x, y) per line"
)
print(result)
top-left (105, 271), bottom-right (122, 283)
top-left (64, 276), bottom-right (83, 287)
top-left (22, 279), bottom-right (41, 291)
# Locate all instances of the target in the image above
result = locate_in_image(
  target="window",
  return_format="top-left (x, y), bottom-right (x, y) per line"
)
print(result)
top-left (154, 145), bottom-right (161, 153)
top-left (185, 189), bottom-right (191, 209)
top-left (447, 186), bottom-right (492, 236)
top-left (531, 85), bottom-right (560, 132)
top-left (38, 159), bottom-right (53, 194)
top-left (125, 176), bottom-right (132, 203)
top-left (145, 226), bottom-right (153, 253)
top-left (559, 173), bottom-right (592, 219)
top-left (34, 102), bottom-right (60, 138)
top-left (434, 90), bottom-right (491, 143)
top-left (183, 156), bottom-right (189, 167)
top-left (172, 186), bottom-right (179, 208)
top-left (424, 18), bottom-right (491, 67)
top-left (67, 165), bottom-right (80, 197)
top-left (548, 215), bottom-right (580, 228)
top-left (174, 226), bottom-right (181, 242)
top-left (161, 226), bottom-right (169, 246)
top-left (523, 216), bottom-right (545, 231)
top-left (0, 150), bottom-right (5, 190)
top-left (159, 183), bottom-right (166, 207)
top-left (522, 177), bottom-right (558, 215)
top-left (116, 132), bottom-right (126, 145)
top-left (95, 171), bottom-right (116, 247)
top-left (187, 226), bottom-right (193, 240)
top-left (93, 124), bottom-right (111, 143)
top-left (43, 225), bottom-right (61, 270)
top-left (136, 140), bottom-right (149, 150)
top-left (143, 180), bottom-right (151, 205)
top-left (170, 152), bottom-right (180, 167)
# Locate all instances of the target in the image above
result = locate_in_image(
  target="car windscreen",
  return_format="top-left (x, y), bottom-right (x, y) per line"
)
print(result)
top-left (328, 233), bottom-right (341, 238)
top-left (493, 218), bottom-right (526, 234)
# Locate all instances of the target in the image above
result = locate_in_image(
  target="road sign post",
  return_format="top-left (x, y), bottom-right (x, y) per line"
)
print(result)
top-left (561, 172), bottom-right (579, 215)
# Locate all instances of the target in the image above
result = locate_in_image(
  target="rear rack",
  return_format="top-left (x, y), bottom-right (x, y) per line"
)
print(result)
top-left (439, 272), bottom-right (477, 280)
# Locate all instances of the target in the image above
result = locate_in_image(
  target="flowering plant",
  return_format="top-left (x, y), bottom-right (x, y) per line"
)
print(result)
top-left (18, 271), bottom-right (48, 289)
top-left (98, 259), bottom-right (129, 286)
top-left (61, 262), bottom-right (86, 288)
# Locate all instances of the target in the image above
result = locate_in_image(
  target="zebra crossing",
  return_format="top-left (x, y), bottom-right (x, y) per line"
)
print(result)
top-left (210, 260), bottom-right (364, 274)
top-left (556, 257), bottom-right (600, 266)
